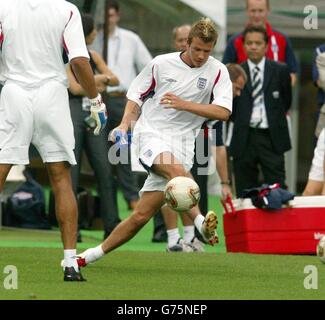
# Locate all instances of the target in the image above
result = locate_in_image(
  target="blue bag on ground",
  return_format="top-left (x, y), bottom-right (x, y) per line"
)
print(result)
top-left (4, 173), bottom-right (51, 229)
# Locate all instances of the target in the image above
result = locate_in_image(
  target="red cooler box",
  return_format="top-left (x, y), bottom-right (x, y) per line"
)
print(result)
top-left (222, 196), bottom-right (325, 254)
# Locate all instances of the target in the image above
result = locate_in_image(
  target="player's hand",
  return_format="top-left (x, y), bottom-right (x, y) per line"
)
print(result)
top-left (95, 75), bottom-right (110, 93)
top-left (160, 93), bottom-right (184, 110)
top-left (108, 125), bottom-right (129, 145)
top-left (221, 184), bottom-right (232, 201)
top-left (89, 94), bottom-right (107, 136)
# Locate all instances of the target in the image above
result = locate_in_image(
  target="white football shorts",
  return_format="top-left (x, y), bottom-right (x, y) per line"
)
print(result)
top-left (0, 81), bottom-right (76, 165)
top-left (133, 131), bottom-right (194, 194)
top-left (309, 128), bottom-right (325, 181)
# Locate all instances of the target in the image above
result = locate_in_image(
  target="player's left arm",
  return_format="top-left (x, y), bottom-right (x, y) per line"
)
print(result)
top-left (64, 5), bottom-right (107, 135)
top-left (162, 66), bottom-right (233, 121)
top-left (161, 95), bottom-right (231, 121)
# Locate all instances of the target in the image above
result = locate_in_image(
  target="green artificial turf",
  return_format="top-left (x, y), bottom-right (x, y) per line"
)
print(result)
top-left (0, 249), bottom-right (324, 300)
top-left (0, 193), bottom-right (226, 253)
top-left (0, 194), bottom-right (324, 300)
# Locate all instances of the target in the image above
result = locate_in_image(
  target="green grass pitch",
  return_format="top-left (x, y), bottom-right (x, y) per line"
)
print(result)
top-left (0, 194), bottom-right (324, 300)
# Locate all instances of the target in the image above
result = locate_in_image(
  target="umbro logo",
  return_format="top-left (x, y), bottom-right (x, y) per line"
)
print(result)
top-left (165, 78), bottom-right (177, 83)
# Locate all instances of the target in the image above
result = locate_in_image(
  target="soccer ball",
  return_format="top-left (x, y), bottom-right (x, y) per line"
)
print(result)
top-left (316, 235), bottom-right (325, 264)
top-left (164, 176), bottom-right (200, 212)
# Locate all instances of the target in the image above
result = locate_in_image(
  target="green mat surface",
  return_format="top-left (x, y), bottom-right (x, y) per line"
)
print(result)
top-left (1, 193), bottom-right (324, 300)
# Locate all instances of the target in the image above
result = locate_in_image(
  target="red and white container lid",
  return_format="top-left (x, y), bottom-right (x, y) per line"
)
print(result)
top-left (230, 196), bottom-right (325, 211)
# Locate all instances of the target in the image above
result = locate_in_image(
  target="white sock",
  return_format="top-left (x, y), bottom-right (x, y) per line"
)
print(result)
top-left (167, 228), bottom-right (181, 248)
top-left (194, 215), bottom-right (205, 234)
top-left (86, 245), bottom-right (105, 264)
top-left (64, 249), bottom-right (78, 271)
top-left (183, 226), bottom-right (195, 243)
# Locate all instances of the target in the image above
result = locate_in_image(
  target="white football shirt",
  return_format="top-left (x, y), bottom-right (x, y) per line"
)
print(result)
top-left (0, 0), bottom-right (89, 87)
top-left (127, 52), bottom-right (233, 144)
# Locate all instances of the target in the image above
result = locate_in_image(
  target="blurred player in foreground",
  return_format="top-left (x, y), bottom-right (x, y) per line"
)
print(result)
top-left (0, 0), bottom-right (106, 281)
top-left (75, 18), bottom-right (233, 267)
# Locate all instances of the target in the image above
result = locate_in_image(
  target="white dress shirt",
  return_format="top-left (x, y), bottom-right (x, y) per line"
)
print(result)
top-left (91, 27), bottom-right (152, 93)
top-left (248, 57), bottom-right (269, 128)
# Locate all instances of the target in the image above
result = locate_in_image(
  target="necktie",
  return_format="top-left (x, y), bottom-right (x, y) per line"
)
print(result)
top-left (252, 66), bottom-right (263, 104)
top-left (250, 66), bottom-right (263, 128)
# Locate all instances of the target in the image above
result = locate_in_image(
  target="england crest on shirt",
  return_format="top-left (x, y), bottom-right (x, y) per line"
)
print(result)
top-left (143, 149), bottom-right (153, 158)
top-left (197, 77), bottom-right (207, 90)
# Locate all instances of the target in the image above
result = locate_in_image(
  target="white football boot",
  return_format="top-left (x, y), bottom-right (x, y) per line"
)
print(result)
top-left (200, 211), bottom-right (219, 246)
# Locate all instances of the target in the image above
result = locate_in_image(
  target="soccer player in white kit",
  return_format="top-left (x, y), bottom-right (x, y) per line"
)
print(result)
top-left (0, 0), bottom-right (107, 281)
top-left (75, 18), bottom-right (233, 267)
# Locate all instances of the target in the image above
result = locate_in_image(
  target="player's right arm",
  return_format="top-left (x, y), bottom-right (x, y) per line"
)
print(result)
top-left (110, 58), bottom-right (157, 143)
top-left (63, 3), bottom-right (106, 135)
top-left (109, 100), bottom-right (141, 143)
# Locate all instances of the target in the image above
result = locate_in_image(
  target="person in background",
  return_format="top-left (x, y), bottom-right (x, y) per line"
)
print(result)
top-left (172, 24), bottom-right (191, 52)
top-left (0, 0), bottom-right (107, 281)
top-left (67, 14), bottom-right (119, 241)
top-left (91, 0), bottom-right (152, 238)
top-left (229, 25), bottom-right (292, 197)
top-left (223, 0), bottom-right (297, 86)
top-left (208, 63), bottom-right (247, 197)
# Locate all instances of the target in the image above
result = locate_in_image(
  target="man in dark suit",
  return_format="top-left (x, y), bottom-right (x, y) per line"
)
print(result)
top-left (229, 25), bottom-right (292, 197)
